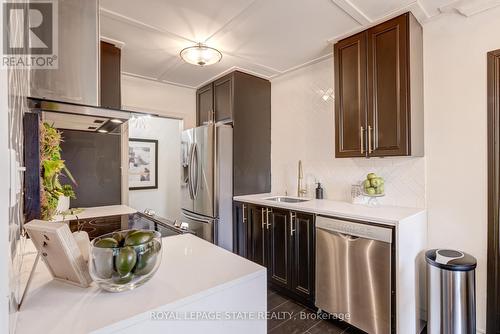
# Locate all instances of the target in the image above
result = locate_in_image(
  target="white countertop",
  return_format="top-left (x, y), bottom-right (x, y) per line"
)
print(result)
top-left (16, 234), bottom-right (265, 334)
top-left (234, 193), bottom-right (426, 225)
top-left (51, 205), bottom-right (137, 222)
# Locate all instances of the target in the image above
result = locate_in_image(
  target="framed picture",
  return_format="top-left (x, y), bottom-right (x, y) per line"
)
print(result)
top-left (128, 138), bottom-right (158, 190)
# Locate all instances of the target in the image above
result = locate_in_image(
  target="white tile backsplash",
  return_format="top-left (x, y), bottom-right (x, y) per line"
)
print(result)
top-left (271, 58), bottom-right (425, 208)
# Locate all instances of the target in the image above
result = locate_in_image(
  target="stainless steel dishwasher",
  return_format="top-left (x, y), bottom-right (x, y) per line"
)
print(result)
top-left (315, 216), bottom-right (393, 334)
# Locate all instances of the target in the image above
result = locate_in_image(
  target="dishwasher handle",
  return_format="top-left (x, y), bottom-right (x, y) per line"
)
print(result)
top-left (316, 216), bottom-right (392, 243)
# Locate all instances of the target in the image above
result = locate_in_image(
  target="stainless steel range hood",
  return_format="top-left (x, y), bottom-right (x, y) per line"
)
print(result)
top-left (28, 98), bottom-right (131, 133)
top-left (30, 0), bottom-right (100, 106)
top-left (27, 0), bottom-right (137, 133)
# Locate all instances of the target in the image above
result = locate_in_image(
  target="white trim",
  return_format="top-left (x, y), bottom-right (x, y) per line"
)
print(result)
top-left (330, 0), bottom-right (372, 25)
top-left (121, 72), bottom-right (197, 89)
top-left (327, 2), bottom-right (430, 44)
top-left (195, 66), bottom-right (273, 88)
top-left (99, 7), bottom-right (195, 44)
top-left (100, 36), bottom-right (125, 49)
top-left (269, 53), bottom-right (333, 80)
top-left (439, 0), bottom-right (500, 17)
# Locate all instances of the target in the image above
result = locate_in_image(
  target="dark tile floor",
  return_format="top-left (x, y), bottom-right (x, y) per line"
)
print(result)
top-left (267, 288), bottom-right (365, 334)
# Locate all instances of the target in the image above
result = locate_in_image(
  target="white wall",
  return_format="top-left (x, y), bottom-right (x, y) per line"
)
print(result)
top-left (128, 117), bottom-right (182, 220)
top-left (271, 58), bottom-right (426, 208)
top-left (121, 75), bottom-right (195, 221)
top-left (424, 7), bottom-right (500, 332)
top-left (121, 75), bottom-right (196, 129)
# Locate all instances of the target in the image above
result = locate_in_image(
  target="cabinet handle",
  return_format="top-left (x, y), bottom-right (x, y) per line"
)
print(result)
top-left (368, 125), bottom-right (373, 154)
top-left (289, 212), bottom-right (296, 237)
top-left (208, 109), bottom-right (214, 123)
top-left (261, 208), bottom-right (265, 230)
top-left (242, 204), bottom-right (247, 224)
top-left (360, 126), bottom-right (365, 154)
top-left (266, 208), bottom-right (271, 229)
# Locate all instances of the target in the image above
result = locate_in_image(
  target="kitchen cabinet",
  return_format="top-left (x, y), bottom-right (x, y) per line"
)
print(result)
top-left (234, 202), bottom-right (315, 306)
top-left (334, 32), bottom-right (367, 158)
top-left (268, 208), bottom-right (291, 288)
top-left (334, 12), bottom-right (423, 158)
top-left (196, 83), bottom-right (213, 125)
top-left (196, 71), bottom-right (271, 196)
top-left (100, 41), bottom-right (121, 109)
top-left (233, 202), bottom-right (249, 257)
top-left (213, 74), bottom-right (233, 123)
top-left (290, 212), bottom-right (315, 300)
top-left (248, 206), bottom-right (269, 267)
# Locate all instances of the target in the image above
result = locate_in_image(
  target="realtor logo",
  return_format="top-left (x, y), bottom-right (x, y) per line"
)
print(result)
top-left (2, 0), bottom-right (58, 68)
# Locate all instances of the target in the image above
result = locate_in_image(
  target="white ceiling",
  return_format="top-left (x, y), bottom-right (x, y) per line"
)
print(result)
top-left (99, 0), bottom-right (500, 89)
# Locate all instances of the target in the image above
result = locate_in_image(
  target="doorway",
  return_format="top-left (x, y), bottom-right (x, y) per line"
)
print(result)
top-left (487, 49), bottom-right (500, 334)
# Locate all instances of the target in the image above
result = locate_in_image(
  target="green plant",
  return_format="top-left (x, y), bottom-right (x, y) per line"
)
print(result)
top-left (40, 122), bottom-right (77, 220)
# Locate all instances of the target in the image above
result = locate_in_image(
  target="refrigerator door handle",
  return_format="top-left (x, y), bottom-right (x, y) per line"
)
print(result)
top-left (182, 211), bottom-right (215, 224)
top-left (192, 143), bottom-right (199, 199)
top-left (189, 143), bottom-right (198, 199)
top-left (187, 143), bottom-right (195, 200)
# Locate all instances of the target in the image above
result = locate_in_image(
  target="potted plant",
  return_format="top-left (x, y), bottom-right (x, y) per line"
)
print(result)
top-left (40, 122), bottom-right (77, 220)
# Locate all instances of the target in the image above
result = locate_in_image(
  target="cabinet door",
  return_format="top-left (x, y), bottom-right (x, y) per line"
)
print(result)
top-left (269, 208), bottom-right (291, 288)
top-left (196, 84), bottom-right (213, 126)
top-left (248, 206), bottom-right (268, 267)
top-left (290, 212), bottom-right (315, 301)
top-left (367, 13), bottom-right (409, 156)
top-left (334, 32), bottom-right (367, 158)
top-left (214, 74), bottom-right (233, 123)
top-left (233, 202), bottom-right (249, 257)
top-left (100, 41), bottom-right (121, 109)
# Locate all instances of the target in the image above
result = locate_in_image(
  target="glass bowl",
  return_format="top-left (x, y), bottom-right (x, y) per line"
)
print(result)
top-left (89, 229), bottom-right (162, 292)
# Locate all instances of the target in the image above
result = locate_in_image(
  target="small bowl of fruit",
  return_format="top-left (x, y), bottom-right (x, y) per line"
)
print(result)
top-left (361, 173), bottom-right (385, 197)
top-left (89, 229), bottom-right (162, 292)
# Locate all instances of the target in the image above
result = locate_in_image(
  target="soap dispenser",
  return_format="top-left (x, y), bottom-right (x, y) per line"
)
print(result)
top-left (315, 182), bottom-right (324, 199)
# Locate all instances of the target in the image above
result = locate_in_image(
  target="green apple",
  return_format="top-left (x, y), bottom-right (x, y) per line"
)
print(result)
top-left (366, 187), bottom-right (376, 195)
top-left (363, 179), bottom-right (371, 189)
top-left (370, 178), bottom-right (381, 187)
top-left (376, 184), bottom-right (385, 194)
top-left (367, 173), bottom-right (377, 180)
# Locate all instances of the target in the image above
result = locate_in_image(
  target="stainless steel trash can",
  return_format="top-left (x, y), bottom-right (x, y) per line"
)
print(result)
top-left (426, 249), bottom-right (477, 334)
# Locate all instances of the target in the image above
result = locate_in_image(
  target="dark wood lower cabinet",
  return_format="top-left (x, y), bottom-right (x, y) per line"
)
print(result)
top-left (249, 206), bottom-right (267, 267)
top-left (234, 202), bottom-right (315, 306)
top-left (291, 212), bottom-right (315, 300)
top-left (233, 202), bottom-right (248, 257)
top-left (269, 208), bottom-right (291, 288)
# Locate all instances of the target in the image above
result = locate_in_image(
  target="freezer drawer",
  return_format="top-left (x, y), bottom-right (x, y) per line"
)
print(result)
top-left (315, 216), bottom-right (392, 334)
top-left (181, 210), bottom-right (216, 244)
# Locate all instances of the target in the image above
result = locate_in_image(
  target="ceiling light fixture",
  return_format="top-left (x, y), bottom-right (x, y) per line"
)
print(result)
top-left (180, 43), bottom-right (222, 66)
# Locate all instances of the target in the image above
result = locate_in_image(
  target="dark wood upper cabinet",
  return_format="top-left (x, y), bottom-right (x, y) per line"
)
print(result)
top-left (196, 83), bottom-right (213, 125)
top-left (213, 74), bottom-right (233, 123)
top-left (198, 71), bottom-right (271, 195)
top-left (334, 12), bottom-right (423, 158)
top-left (100, 41), bottom-right (121, 109)
top-left (367, 14), bottom-right (408, 156)
top-left (334, 32), bottom-right (368, 158)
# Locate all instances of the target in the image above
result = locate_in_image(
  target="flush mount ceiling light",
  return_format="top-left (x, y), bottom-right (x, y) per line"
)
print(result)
top-left (180, 43), bottom-right (222, 66)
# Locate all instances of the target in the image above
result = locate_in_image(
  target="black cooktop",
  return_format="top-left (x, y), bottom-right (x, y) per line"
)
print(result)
top-left (68, 212), bottom-right (190, 240)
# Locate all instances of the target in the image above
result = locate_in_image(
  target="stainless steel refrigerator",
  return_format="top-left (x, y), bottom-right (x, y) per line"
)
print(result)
top-left (181, 124), bottom-right (233, 250)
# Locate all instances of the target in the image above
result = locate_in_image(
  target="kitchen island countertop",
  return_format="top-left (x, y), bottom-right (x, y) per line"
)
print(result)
top-left (16, 234), bottom-right (266, 334)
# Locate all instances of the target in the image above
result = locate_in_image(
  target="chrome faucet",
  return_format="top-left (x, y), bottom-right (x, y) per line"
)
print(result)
top-left (297, 160), bottom-right (307, 197)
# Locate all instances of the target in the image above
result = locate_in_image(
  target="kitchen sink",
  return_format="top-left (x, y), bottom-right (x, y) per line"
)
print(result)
top-left (264, 196), bottom-right (311, 203)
